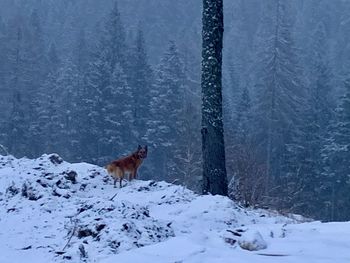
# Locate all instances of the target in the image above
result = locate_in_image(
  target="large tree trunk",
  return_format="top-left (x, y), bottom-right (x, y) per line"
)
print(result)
top-left (201, 0), bottom-right (228, 196)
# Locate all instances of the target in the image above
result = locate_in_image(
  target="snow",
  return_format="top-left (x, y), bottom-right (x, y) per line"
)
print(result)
top-left (0, 154), bottom-right (350, 263)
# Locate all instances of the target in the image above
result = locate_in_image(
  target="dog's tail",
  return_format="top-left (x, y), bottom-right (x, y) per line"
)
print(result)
top-left (105, 164), bottom-right (112, 174)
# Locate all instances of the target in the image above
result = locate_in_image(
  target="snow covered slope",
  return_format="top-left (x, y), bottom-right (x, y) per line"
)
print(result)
top-left (0, 154), bottom-right (349, 263)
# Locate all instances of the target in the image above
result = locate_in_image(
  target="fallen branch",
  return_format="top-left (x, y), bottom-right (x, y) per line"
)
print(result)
top-left (62, 218), bottom-right (78, 251)
top-left (17, 245), bottom-right (32, 250)
top-left (257, 253), bottom-right (289, 257)
top-left (171, 179), bottom-right (180, 184)
top-left (0, 144), bottom-right (9, 155)
top-left (109, 192), bottom-right (118, 201)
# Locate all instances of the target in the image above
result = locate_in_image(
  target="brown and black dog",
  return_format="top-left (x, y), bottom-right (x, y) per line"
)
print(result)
top-left (106, 145), bottom-right (148, 188)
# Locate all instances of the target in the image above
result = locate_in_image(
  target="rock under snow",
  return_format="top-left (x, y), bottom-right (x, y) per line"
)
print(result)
top-left (238, 230), bottom-right (267, 251)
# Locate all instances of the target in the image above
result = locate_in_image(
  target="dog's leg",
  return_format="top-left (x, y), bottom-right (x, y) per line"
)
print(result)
top-left (116, 169), bottom-right (123, 188)
top-left (134, 168), bottom-right (138, 180)
top-left (129, 171), bottom-right (133, 181)
top-left (113, 170), bottom-right (119, 188)
top-left (120, 171), bottom-right (124, 188)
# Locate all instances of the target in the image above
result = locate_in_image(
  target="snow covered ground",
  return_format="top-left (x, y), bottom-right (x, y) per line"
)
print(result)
top-left (0, 154), bottom-right (349, 263)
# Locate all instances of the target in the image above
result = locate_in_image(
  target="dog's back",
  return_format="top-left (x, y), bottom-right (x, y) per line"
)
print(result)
top-left (117, 155), bottom-right (144, 171)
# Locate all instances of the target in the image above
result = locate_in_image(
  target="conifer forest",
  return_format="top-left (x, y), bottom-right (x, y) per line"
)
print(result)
top-left (0, 0), bottom-right (350, 221)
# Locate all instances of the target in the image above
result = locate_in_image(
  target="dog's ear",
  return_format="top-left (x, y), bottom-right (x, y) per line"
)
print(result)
top-left (144, 145), bottom-right (148, 152)
top-left (138, 145), bottom-right (142, 150)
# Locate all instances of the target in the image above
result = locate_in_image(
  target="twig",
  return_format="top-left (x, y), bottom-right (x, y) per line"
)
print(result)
top-left (0, 144), bottom-right (14, 167)
top-left (96, 192), bottom-right (118, 214)
top-left (171, 179), bottom-right (180, 185)
top-left (62, 218), bottom-right (78, 251)
top-left (109, 193), bottom-right (118, 201)
top-left (0, 144), bottom-right (9, 155)
top-left (257, 253), bottom-right (289, 257)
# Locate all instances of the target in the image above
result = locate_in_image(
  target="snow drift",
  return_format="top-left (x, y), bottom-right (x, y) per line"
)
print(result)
top-left (0, 154), bottom-right (349, 263)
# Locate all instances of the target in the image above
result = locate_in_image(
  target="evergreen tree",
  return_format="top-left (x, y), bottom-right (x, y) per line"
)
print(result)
top-left (235, 86), bottom-right (252, 143)
top-left (128, 28), bottom-right (153, 140)
top-left (97, 63), bottom-right (134, 164)
top-left (322, 78), bottom-right (350, 221)
top-left (6, 17), bottom-right (30, 157)
top-left (86, 51), bottom-right (113, 163)
top-left (72, 30), bottom-right (92, 162)
top-left (37, 59), bottom-right (81, 158)
top-left (176, 100), bottom-right (202, 190)
top-left (292, 21), bottom-right (335, 217)
top-left (223, 56), bottom-right (241, 145)
top-left (27, 10), bottom-right (48, 156)
top-left (100, 1), bottom-right (126, 69)
top-left (75, 28), bottom-right (89, 75)
top-left (146, 42), bottom-right (186, 181)
top-left (308, 22), bottom-right (333, 131)
top-left (253, 1), bottom-right (306, 202)
top-left (0, 16), bottom-right (6, 92)
top-left (176, 56), bottom-right (202, 190)
top-left (56, 60), bottom-right (82, 159)
top-left (35, 42), bottom-right (61, 154)
top-left (0, 16), bottom-right (8, 145)
top-left (47, 43), bottom-right (60, 74)
top-left (85, 1), bottom-right (130, 164)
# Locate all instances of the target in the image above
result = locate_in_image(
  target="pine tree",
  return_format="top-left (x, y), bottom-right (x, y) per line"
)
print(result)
top-left (27, 10), bottom-right (48, 156)
top-left (100, 1), bottom-right (126, 70)
top-left (1, 10), bottom-right (49, 157)
top-left (253, 1), bottom-right (306, 202)
top-left (84, 2), bottom-right (130, 164)
top-left (201, 0), bottom-right (228, 195)
top-left (0, 16), bottom-right (8, 146)
top-left (177, 100), bottom-right (202, 190)
top-left (85, 52), bottom-right (113, 163)
top-left (72, 30), bottom-right (92, 162)
top-left (235, 86), bottom-right (252, 143)
top-left (6, 17), bottom-right (30, 157)
top-left (56, 60), bottom-right (82, 159)
top-left (47, 43), bottom-right (60, 75)
top-left (293, 21), bottom-right (335, 217)
top-left (146, 42), bottom-right (186, 181)
top-left (128, 28), bottom-right (153, 140)
top-left (35, 42), bottom-right (61, 154)
top-left (223, 56), bottom-right (241, 143)
top-left (37, 59), bottom-right (81, 158)
top-left (308, 22), bottom-right (333, 131)
top-left (0, 15), bottom-right (6, 91)
top-left (97, 63), bottom-right (134, 164)
top-left (75, 28), bottom-right (89, 75)
top-left (322, 77), bottom-right (350, 221)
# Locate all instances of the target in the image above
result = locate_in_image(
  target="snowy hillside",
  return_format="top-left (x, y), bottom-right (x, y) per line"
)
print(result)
top-left (0, 154), bottom-right (349, 263)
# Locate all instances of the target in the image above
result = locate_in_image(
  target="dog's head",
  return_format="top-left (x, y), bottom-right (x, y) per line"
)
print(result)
top-left (137, 145), bottom-right (148, 159)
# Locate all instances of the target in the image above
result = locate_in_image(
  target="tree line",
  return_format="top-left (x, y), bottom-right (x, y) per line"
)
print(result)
top-left (224, 0), bottom-right (350, 221)
top-left (0, 2), bottom-right (202, 190)
top-left (0, 0), bottom-right (349, 221)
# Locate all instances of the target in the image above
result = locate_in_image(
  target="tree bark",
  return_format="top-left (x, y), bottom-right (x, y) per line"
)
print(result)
top-left (201, 0), bottom-right (228, 196)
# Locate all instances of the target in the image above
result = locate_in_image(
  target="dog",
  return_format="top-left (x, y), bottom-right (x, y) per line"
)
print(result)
top-left (106, 145), bottom-right (148, 188)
